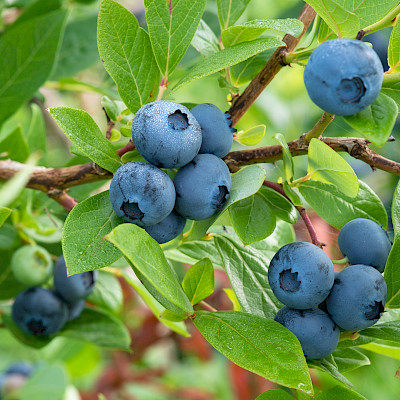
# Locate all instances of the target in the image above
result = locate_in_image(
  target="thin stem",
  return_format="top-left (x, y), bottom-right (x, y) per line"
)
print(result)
top-left (290, 173), bottom-right (313, 186)
top-left (357, 4), bottom-right (400, 39)
top-left (46, 189), bottom-right (78, 212)
top-left (103, 107), bottom-right (115, 140)
top-left (296, 206), bottom-right (325, 248)
top-left (116, 141), bottom-right (135, 157)
top-left (157, 77), bottom-right (168, 101)
top-left (304, 112), bottom-right (335, 142)
top-left (284, 47), bottom-right (315, 64)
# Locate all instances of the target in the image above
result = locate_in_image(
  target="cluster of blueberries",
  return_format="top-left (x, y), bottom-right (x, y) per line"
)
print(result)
top-left (269, 218), bottom-right (390, 359)
top-left (304, 39), bottom-right (383, 116)
top-left (0, 362), bottom-right (35, 399)
top-left (109, 101), bottom-right (236, 244)
top-left (11, 255), bottom-right (97, 337)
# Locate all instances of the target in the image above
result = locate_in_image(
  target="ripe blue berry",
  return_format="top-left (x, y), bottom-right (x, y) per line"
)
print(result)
top-left (174, 154), bottom-right (232, 220)
top-left (338, 218), bottom-right (391, 272)
top-left (275, 306), bottom-right (340, 359)
top-left (109, 161), bottom-right (176, 226)
top-left (11, 245), bottom-right (53, 286)
top-left (144, 210), bottom-right (186, 244)
top-left (5, 362), bottom-right (34, 377)
top-left (12, 287), bottom-right (68, 336)
top-left (326, 264), bottom-right (387, 331)
top-left (190, 103), bottom-right (235, 157)
top-left (304, 39), bottom-right (383, 116)
top-left (131, 101), bottom-right (202, 168)
top-left (54, 256), bottom-right (98, 304)
top-left (268, 242), bottom-right (334, 309)
top-left (67, 300), bottom-right (86, 321)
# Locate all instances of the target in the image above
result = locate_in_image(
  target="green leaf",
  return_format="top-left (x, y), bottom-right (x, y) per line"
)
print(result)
top-left (49, 107), bottom-right (122, 173)
top-left (229, 193), bottom-right (276, 245)
top-left (26, 103), bottom-right (47, 156)
top-left (255, 389), bottom-right (293, 400)
top-left (214, 235), bottom-right (281, 319)
top-left (0, 9), bottom-right (67, 126)
top-left (305, 138), bottom-right (359, 197)
top-left (106, 223), bottom-right (193, 314)
top-left (217, 0), bottom-right (251, 30)
top-left (98, 0), bottom-right (160, 113)
top-left (304, 0), bottom-right (360, 38)
top-left (359, 321), bottom-right (400, 344)
top-left (172, 38), bottom-right (283, 92)
top-left (0, 207), bottom-right (12, 227)
top-left (61, 308), bottom-right (131, 350)
top-left (222, 18), bottom-right (304, 47)
top-left (191, 19), bottom-right (220, 57)
top-left (175, 239), bottom-right (224, 268)
top-left (236, 125), bottom-right (266, 146)
top-left (274, 133), bottom-right (294, 182)
top-left (18, 364), bottom-right (68, 400)
top-left (182, 258), bottom-right (215, 305)
top-left (0, 125), bottom-right (29, 162)
top-left (382, 80), bottom-right (400, 108)
top-left (193, 311), bottom-right (313, 394)
top-left (230, 51), bottom-right (273, 87)
top-left (385, 179), bottom-right (400, 307)
top-left (389, 20), bottom-right (400, 72)
top-left (144, 0), bottom-right (206, 79)
top-left (315, 385), bottom-right (367, 400)
top-left (51, 13), bottom-right (98, 80)
top-left (299, 180), bottom-right (388, 229)
top-left (14, 0), bottom-right (62, 25)
top-left (332, 347), bottom-right (370, 372)
top-left (308, 358), bottom-right (354, 387)
top-left (62, 191), bottom-right (122, 275)
top-left (361, 342), bottom-right (400, 360)
top-left (87, 271), bottom-right (123, 313)
top-left (122, 271), bottom-right (190, 337)
top-left (258, 186), bottom-right (297, 224)
top-left (343, 93), bottom-right (398, 147)
top-left (185, 165), bottom-right (266, 240)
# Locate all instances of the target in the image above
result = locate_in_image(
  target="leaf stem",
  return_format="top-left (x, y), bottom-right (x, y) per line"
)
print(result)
top-left (284, 47), bottom-right (315, 64)
top-left (198, 300), bottom-right (217, 313)
top-left (290, 173), bottom-right (313, 187)
top-left (331, 257), bottom-right (349, 265)
top-left (357, 4), bottom-right (400, 39)
top-left (304, 112), bottom-right (335, 142)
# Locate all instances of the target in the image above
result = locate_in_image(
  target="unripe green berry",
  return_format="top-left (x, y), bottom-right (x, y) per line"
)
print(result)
top-left (11, 245), bottom-right (53, 286)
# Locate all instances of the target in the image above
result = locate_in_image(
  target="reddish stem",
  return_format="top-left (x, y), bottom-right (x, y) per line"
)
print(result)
top-left (117, 141), bottom-right (135, 157)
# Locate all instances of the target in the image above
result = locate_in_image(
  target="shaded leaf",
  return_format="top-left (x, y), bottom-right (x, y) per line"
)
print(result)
top-left (217, 0), bottom-right (251, 30)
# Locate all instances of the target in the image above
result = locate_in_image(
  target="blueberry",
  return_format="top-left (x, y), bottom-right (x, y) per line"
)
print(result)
top-left (304, 39), bottom-right (383, 116)
top-left (268, 242), bottom-right (334, 309)
top-left (11, 245), bottom-right (53, 287)
top-left (131, 101), bottom-right (202, 168)
top-left (174, 154), bottom-right (232, 220)
top-left (338, 218), bottom-right (391, 272)
top-left (5, 362), bottom-right (34, 377)
top-left (190, 103), bottom-right (236, 157)
top-left (144, 210), bottom-right (186, 244)
top-left (275, 306), bottom-right (340, 359)
top-left (12, 287), bottom-right (68, 336)
top-left (67, 300), bottom-right (86, 321)
top-left (109, 161), bottom-right (176, 226)
top-left (54, 256), bottom-right (98, 304)
top-left (326, 264), bottom-right (387, 331)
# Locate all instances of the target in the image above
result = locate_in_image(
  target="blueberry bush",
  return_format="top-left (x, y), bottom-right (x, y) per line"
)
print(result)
top-left (1, 0), bottom-right (400, 398)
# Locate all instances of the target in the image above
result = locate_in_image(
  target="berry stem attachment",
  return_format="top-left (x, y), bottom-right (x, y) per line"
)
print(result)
top-left (357, 4), bottom-right (400, 40)
top-left (283, 47), bottom-right (315, 64)
top-left (304, 112), bottom-right (335, 142)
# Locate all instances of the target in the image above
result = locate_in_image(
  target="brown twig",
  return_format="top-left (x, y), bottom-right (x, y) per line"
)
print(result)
top-left (228, 4), bottom-right (317, 126)
top-left (117, 140), bottom-right (135, 157)
top-left (263, 181), bottom-right (324, 247)
top-left (47, 189), bottom-right (78, 212)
